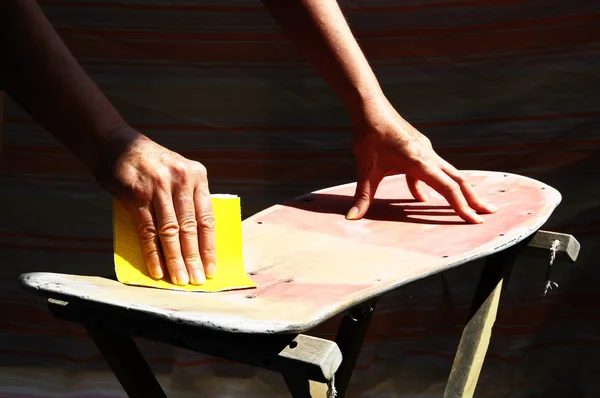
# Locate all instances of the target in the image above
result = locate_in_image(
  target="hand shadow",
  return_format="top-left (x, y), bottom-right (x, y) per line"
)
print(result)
top-left (284, 193), bottom-right (466, 226)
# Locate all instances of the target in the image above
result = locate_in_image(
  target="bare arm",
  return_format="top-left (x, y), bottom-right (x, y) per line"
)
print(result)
top-left (262, 0), bottom-right (497, 222)
top-left (261, 0), bottom-right (382, 116)
top-left (0, 0), bottom-right (131, 173)
top-left (0, 0), bottom-right (216, 285)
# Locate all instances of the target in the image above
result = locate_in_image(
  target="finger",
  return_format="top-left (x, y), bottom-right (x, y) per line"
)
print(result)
top-left (441, 162), bottom-right (498, 214)
top-left (414, 165), bottom-right (484, 223)
top-left (347, 172), bottom-right (383, 220)
top-left (174, 186), bottom-right (206, 285)
top-left (194, 185), bottom-right (217, 279)
top-left (131, 204), bottom-right (165, 280)
top-left (406, 174), bottom-right (428, 202)
top-left (153, 191), bottom-right (189, 285)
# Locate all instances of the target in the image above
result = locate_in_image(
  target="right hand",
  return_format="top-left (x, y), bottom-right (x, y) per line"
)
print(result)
top-left (346, 95), bottom-right (497, 223)
top-left (95, 126), bottom-right (216, 286)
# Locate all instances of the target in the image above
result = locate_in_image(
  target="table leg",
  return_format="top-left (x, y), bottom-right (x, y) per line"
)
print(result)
top-left (84, 322), bottom-right (167, 398)
top-left (49, 299), bottom-right (167, 398)
top-left (282, 373), bottom-right (313, 398)
top-left (289, 300), bottom-right (377, 398)
top-left (443, 247), bottom-right (518, 398)
top-left (332, 299), bottom-right (378, 398)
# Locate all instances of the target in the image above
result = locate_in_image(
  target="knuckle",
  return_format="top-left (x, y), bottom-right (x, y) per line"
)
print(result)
top-left (128, 183), bottom-right (153, 203)
top-left (411, 154), bottom-right (431, 167)
top-left (198, 211), bottom-right (216, 230)
top-left (153, 167), bottom-right (171, 190)
top-left (443, 182), bottom-right (461, 195)
top-left (178, 216), bottom-right (198, 234)
top-left (453, 173), bottom-right (467, 184)
top-left (138, 221), bottom-right (157, 242)
top-left (420, 135), bottom-right (432, 147)
top-left (193, 162), bottom-right (208, 179)
top-left (171, 161), bottom-right (190, 182)
top-left (115, 174), bottom-right (152, 203)
top-left (154, 166), bottom-right (170, 180)
top-left (158, 220), bottom-right (180, 238)
top-left (355, 189), bottom-right (371, 202)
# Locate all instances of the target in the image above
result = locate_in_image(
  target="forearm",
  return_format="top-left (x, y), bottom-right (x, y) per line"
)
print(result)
top-left (261, 0), bottom-right (384, 116)
top-left (0, 0), bottom-right (139, 174)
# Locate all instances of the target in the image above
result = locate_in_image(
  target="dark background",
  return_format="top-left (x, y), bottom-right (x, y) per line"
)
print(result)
top-left (1, 1), bottom-right (599, 396)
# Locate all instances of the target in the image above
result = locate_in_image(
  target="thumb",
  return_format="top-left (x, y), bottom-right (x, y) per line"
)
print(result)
top-left (346, 174), bottom-right (381, 220)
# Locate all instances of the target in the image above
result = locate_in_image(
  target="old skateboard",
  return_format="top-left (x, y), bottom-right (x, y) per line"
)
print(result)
top-left (19, 170), bottom-right (578, 397)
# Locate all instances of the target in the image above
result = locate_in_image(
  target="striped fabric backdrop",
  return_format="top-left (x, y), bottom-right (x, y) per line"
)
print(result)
top-left (1, 0), bottom-right (600, 396)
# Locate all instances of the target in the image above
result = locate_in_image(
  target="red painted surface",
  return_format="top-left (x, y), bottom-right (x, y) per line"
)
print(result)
top-left (254, 172), bottom-right (551, 258)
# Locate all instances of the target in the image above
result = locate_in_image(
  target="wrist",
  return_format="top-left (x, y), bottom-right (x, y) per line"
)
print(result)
top-left (343, 84), bottom-right (385, 116)
top-left (346, 90), bottom-right (394, 132)
top-left (86, 123), bottom-right (146, 189)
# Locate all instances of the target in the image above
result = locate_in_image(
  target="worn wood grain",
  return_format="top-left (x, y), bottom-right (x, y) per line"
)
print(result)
top-left (20, 171), bottom-right (562, 334)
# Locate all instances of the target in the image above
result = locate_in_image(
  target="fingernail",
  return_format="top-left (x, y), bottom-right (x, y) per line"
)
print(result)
top-left (488, 204), bottom-right (498, 212)
top-left (173, 270), bottom-right (189, 286)
top-left (474, 214), bottom-right (484, 223)
top-left (152, 269), bottom-right (163, 279)
top-left (346, 206), bottom-right (359, 220)
top-left (206, 263), bottom-right (217, 279)
top-left (191, 269), bottom-right (206, 285)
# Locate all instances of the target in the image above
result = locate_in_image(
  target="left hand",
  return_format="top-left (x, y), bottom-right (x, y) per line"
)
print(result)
top-left (92, 127), bottom-right (217, 286)
top-left (346, 96), bottom-right (497, 223)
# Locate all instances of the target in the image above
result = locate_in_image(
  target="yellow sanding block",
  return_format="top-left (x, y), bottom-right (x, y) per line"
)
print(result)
top-left (113, 195), bottom-right (257, 292)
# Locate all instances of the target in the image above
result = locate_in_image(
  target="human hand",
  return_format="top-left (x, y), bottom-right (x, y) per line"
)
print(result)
top-left (346, 96), bottom-right (497, 223)
top-left (95, 127), bottom-right (216, 285)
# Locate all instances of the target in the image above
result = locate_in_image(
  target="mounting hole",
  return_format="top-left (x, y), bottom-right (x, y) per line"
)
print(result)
top-left (245, 294), bottom-right (256, 299)
top-left (504, 174), bottom-right (508, 177)
top-left (541, 187), bottom-right (546, 190)
top-left (248, 271), bottom-right (257, 276)
top-left (375, 278), bottom-right (382, 282)
top-left (284, 278), bottom-right (294, 283)
top-left (289, 341), bottom-right (298, 349)
top-left (442, 255), bottom-right (448, 258)
top-left (257, 221), bottom-right (263, 224)
top-left (527, 212), bottom-right (532, 215)
top-left (499, 233), bottom-right (504, 236)
top-left (498, 189), bottom-right (506, 193)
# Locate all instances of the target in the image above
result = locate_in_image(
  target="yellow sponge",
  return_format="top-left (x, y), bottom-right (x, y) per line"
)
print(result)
top-left (112, 195), bottom-right (257, 292)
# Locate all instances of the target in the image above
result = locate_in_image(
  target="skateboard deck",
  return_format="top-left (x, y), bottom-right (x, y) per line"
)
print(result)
top-left (20, 171), bottom-right (561, 334)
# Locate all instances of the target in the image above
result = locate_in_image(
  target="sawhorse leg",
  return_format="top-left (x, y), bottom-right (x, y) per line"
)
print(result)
top-left (443, 230), bottom-right (580, 398)
top-left (443, 247), bottom-right (517, 398)
top-left (48, 298), bottom-right (343, 398)
top-left (84, 322), bottom-right (167, 398)
top-left (49, 301), bottom-right (167, 397)
top-left (283, 300), bottom-right (377, 398)
top-left (333, 300), bottom-right (377, 398)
